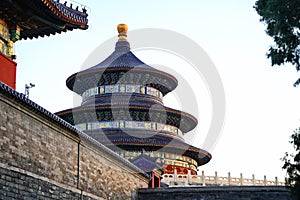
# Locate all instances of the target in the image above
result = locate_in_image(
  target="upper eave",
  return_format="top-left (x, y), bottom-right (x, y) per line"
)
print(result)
top-left (66, 67), bottom-right (178, 96)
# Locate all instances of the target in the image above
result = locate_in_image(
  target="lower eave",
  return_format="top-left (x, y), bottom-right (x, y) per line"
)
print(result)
top-left (102, 140), bottom-right (211, 166)
top-left (113, 144), bottom-right (211, 166)
top-left (85, 130), bottom-right (212, 166)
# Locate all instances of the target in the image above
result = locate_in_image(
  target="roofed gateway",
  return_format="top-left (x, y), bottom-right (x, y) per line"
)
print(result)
top-left (0, 0), bottom-right (88, 89)
top-left (56, 24), bottom-right (211, 186)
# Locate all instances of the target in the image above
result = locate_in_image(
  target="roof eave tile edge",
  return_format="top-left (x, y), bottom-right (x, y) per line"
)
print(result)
top-left (0, 81), bottom-right (149, 179)
top-left (43, 0), bottom-right (89, 26)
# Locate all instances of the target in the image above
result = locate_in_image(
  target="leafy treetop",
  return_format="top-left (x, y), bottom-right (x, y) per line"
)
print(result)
top-left (254, 0), bottom-right (300, 86)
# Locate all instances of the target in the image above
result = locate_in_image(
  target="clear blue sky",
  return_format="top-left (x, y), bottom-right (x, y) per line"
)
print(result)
top-left (14, 0), bottom-right (300, 181)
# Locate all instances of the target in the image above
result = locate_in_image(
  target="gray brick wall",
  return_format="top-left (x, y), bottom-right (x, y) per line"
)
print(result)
top-left (0, 85), bottom-right (149, 200)
top-left (0, 166), bottom-right (87, 200)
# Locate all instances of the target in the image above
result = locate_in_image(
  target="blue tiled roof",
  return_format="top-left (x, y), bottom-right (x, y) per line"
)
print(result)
top-left (90, 50), bottom-right (154, 70)
top-left (65, 40), bottom-right (178, 95)
top-left (83, 39), bottom-right (154, 70)
top-left (129, 153), bottom-right (163, 173)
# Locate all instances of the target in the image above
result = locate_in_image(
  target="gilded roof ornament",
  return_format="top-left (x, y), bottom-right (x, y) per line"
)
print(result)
top-left (117, 24), bottom-right (128, 40)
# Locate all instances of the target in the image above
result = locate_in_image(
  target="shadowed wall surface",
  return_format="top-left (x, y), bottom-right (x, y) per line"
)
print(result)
top-left (137, 186), bottom-right (296, 200)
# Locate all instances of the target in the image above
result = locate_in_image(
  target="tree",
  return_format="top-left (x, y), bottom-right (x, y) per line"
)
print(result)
top-left (254, 0), bottom-right (300, 86)
top-left (282, 129), bottom-right (300, 199)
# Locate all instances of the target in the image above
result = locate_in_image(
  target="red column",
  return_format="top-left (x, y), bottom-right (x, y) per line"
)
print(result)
top-left (148, 173), bottom-right (161, 188)
top-left (154, 174), bottom-right (160, 188)
top-left (151, 172), bottom-right (155, 188)
top-left (0, 52), bottom-right (16, 89)
top-left (148, 172), bottom-right (155, 188)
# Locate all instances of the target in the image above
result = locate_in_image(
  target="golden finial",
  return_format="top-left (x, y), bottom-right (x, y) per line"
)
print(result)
top-left (117, 24), bottom-right (128, 40)
top-left (117, 24), bottom-right (128, 34)
top-left (115, 24), bottom-right (130, 51)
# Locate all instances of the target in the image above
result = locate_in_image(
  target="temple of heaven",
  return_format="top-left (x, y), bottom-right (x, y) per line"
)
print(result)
top-left (56, 24), bottom-right (211, 177)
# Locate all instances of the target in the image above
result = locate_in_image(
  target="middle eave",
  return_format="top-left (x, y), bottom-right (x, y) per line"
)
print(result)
top-left (56, 104), bottom-right (198, 133)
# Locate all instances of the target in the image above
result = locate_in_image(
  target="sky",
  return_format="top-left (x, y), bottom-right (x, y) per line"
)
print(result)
top-left (14, 0), bottom-right (300, 182)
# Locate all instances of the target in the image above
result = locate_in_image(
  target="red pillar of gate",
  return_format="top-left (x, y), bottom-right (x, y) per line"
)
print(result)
top-left (0, 52), bottom-right (16, 89)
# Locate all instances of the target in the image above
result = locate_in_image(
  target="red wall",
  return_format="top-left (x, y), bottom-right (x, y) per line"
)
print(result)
top-left (0, 52), bottom-right (16, 89)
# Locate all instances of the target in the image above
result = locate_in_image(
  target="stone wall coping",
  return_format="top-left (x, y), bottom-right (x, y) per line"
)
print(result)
top-left (0, 81), bottom-right (149, 179)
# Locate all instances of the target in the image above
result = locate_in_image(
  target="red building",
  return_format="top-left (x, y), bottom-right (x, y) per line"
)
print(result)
top-left (0, 0), bottom-right (88, 89)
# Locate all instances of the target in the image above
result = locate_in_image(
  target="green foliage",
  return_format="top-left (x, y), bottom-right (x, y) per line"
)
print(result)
top-left (282, 129), bottom-right (300, 199)
top-left (254, 0), bottom-right (300, 86)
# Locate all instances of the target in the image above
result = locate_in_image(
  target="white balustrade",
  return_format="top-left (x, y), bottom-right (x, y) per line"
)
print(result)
top-left (161, 171), bottom-right (285, 187)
